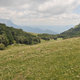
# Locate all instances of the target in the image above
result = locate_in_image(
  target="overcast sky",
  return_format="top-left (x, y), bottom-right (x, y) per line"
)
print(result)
top-left (0, 0), bottom-right (80, 26)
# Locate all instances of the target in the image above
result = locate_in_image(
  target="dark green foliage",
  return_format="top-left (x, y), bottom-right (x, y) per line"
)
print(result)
top-left (0, 43), bottom-right (5, 50)
top-left (38, 33), bottom-right (55, 41)
top-left (32, 37), bottom-right (41, 44)
top-left (0, 23), bottom-right (41, 47)
top-left (0, 34), bottom-right (9, 46)
top-left (53, 37), bottom-right (57, 40)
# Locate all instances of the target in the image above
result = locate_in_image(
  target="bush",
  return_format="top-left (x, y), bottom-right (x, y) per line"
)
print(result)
top-left (38, 34), bottom-right (54, 41)
top-left (0, 43), bottom-right (5, 50)
top-left (0, 34), bottom-right (9, 46)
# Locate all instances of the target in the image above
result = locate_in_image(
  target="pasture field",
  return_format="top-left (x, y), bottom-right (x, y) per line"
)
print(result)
top-left (0, 38), bottom-right (80, 80)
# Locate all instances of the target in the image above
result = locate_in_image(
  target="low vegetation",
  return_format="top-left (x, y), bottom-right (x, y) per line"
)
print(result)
top-left (38, 33), bottom-right (55, 41)
top-left (0, 37), bottom-right (80, 80)
top-left (0, 43), bottom-right (5, 50)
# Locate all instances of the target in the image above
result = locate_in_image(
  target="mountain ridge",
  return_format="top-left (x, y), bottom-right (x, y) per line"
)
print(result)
top-left (0, 19), bottom-right (56, 34)
top-left (59, 24), bottom-right (80, 39)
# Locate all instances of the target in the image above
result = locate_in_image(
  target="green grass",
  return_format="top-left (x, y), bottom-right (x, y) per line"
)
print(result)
top-left (0, 37), bottom-right (80, 80)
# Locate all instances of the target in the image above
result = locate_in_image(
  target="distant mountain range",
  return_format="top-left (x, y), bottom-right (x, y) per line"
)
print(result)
top-left (0, 19), bottom-right (56, 34)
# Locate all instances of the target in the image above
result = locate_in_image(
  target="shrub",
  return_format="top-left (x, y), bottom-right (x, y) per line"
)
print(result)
top-left (0, 43), bottom-right (5, 50)
top-left (38, 34), bottom-right (54, 41)
top-left (0, 23), bottom-right (41, 47)
top-left (0, 34), bottom-right (9, 46)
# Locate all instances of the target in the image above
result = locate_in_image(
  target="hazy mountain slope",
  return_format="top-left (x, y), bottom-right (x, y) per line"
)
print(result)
top-left (0, 19), bottom-right (18, 28)
top-left (19, 26), bottom-right (56, 34)
top-left (0, 19), bottom-right (56, 34)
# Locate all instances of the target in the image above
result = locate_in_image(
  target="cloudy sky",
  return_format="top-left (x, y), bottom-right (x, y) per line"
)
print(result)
top-left (0, 0), bottom-right (80, 27)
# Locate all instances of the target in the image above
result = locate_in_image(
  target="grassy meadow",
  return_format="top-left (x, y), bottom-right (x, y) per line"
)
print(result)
top-left (0, 38), bottom-right (80, 80)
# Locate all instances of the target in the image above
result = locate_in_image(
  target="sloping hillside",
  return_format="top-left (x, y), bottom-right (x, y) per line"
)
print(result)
top-left (59, 24), bottom-right (80, 39)
top-left (0, 38), bottom-right (80, 80)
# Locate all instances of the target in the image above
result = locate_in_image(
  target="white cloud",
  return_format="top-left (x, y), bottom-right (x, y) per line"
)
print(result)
top-left (38, 0), bottom-right (78, 14)
top-left (0, 0), bottom-right (80, 26)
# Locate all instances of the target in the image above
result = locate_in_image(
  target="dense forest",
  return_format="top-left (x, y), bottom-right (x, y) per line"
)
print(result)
top-left (0, 23), bottom-right (41, 49)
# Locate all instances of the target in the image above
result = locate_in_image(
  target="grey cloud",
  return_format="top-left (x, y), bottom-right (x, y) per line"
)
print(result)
top-left (0, 0), bottom-right (47, 7)
top-left (0, 0), bottom-right (80, 26)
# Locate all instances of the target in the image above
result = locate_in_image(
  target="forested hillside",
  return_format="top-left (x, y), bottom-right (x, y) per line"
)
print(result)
top-left (0, 23), bottom-right (40, 49)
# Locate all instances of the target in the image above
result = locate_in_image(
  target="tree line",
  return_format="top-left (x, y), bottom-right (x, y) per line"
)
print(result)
top-left (38, 33), bottom-right (57, 41)
top-left (0, 23), bottom-right (41, 50)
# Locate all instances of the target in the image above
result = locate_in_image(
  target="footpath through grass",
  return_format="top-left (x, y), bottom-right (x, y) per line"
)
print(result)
top-left (0, 38), bottom-right (80, 80)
